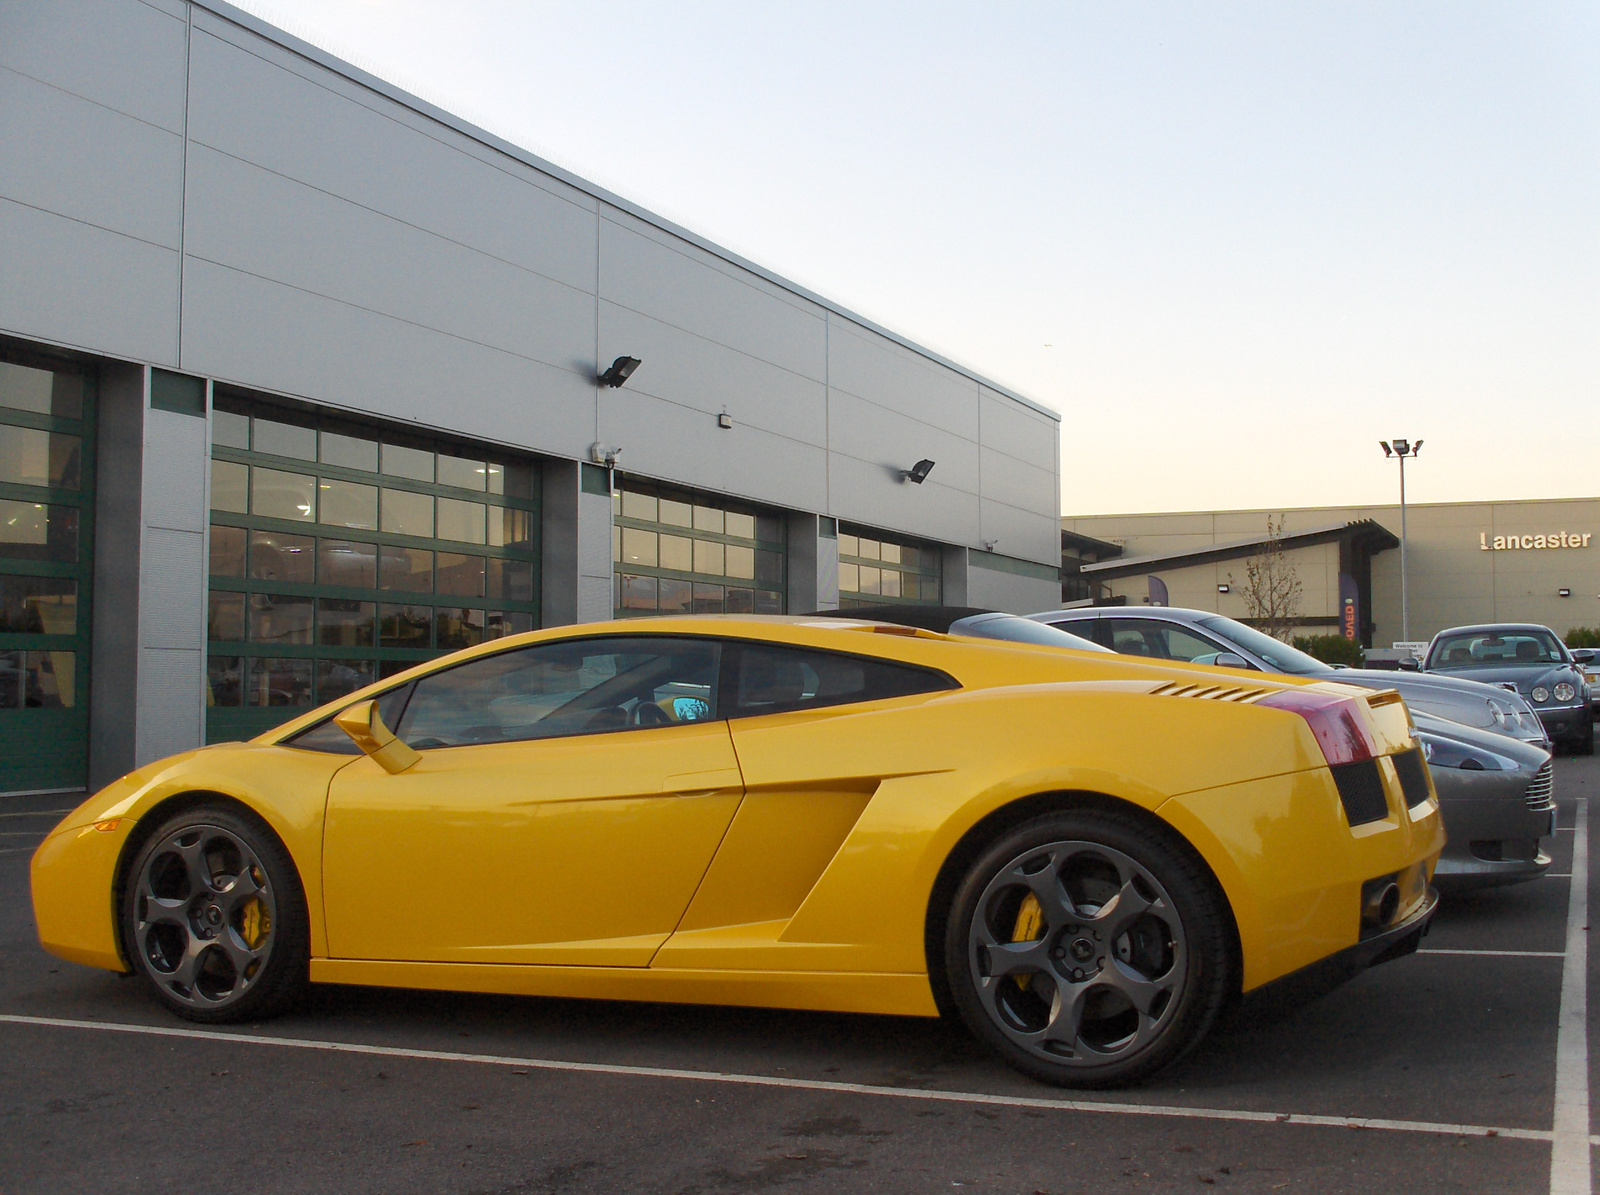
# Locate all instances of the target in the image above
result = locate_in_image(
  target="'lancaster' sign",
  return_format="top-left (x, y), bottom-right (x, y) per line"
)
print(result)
top-left (1480, 532), bottom-right (1592, 551)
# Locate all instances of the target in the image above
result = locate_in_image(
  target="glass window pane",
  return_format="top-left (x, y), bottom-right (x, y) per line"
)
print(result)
top-left (692, 583), bottom-right (724, 613)
top-left (726, 587), bottom-right (754, 613)
top-left (488, 507), bottom-right (532, 550)
top-left (0, 361), bottom-right (81, 418)
top-left (249, 531), bottom-right (315, 583)
top-left (881, 570), bottom-right (902, 598)
top-left (209, 525), bottom-right (247, 578)
top-left (210, 460), bottom-right (248, 513)
top-left (756, 513), bottom-right (784, 543)
top-left (622, 527), bottom-right (657, 567)
top-left (317, 658), bottom-right (375, 703)
top-left (725, 512), bottom-right (755, 540)
top-left (921, 574), bottom-right (942, 601)
top-left (612, 524), bottom-right (621, 562)
top-left (320, 430), bottom-right (378, 472)
top-left (381, 489), bottom-right (434, 537)
top-left (860, 566), bottom-right (881, 595)
top-left (211, 409), bottom-right (249, 450)
top-left (693, 505), bottom-right (724, 534)
top-left (839, 562), bottom-right (859, 592)
top-left (317, 479), bottom-right (378, 530)
top-left (858, 538), bottom-right (881, 561)
top-left (900, 546), bottom-right (921, 570)
top-left (0, 650), bottom-right (19, 709)
top-left (693, 540), bottom-right (725, 576)
top-left (659, 534), bottom-right (693, 572)
top-left (658, 577), bottom-right (691, 614)
top-left (380, 604), bottom-right (434, 649)
top-left (248, 658), bottom-right (313, 707)
top-left (253, 418), bottom-right (316, 461)
top-left (436, 497), bottom-right (487, 544)
top-left (437, 454), bottom-right (488, 491)
top-left (838, 533), bottom-right (859, 558)
top-left (437, 552), bottom-right (486, 597)
top-left (485, 611), bottom-right (535, 640)
top-left (754, 590), bottom-right (783, 615)
top-left (19, 651), bottom-right (76, 708)
top-left (725, 545), bottom-right (755, 580)
top-left (249, 593), bottom-right (314, 644)
top-left (380, 546), bottom-right (434, 593)
top-left (0, 500), bottom-right (77, 562)
top-left (252, 467), bottom-right (316, 521)
top-left (207, 655), bottom-right (243, 707)
top-left (381, 443), bottom-right (434, 482)
top-left (659, 498), bottom-right (692, 527)
top-left (0, 425), bottom-right (81, 489)
top-left (487, 558), bottom-right (534, 602)
top-left (731, 642), bottom-right (947, 717)
top-left (208, 592), bottom-right (245, 642)
top-left (496, 460), bottom-right (535, 498)
top-left (620, 574), bottom-right (657, 613)
top-left (319, 539), bottom-right (377, 589)
top-left (0, 576), bottom-right (76, 634)
top-left (437, 608), bottom-right (486, 650)
top-left (621, 490), bottom-right (657, 521)
top-left (880, 543), bottom-right (901, 565)
top-left (755, 550), bottom-right (783, 585)
top-left (317, 598), bottom-right (375, 647)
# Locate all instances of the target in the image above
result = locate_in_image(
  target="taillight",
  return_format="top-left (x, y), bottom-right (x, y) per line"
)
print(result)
top-left (1258, 688), bottom-right (1379, 767)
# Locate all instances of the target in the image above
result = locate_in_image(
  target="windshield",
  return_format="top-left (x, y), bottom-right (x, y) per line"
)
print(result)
top-left (1195, 616), bottom-right (1331, 676)
top-left (1429, 630), bottom-right (1567, 668)
top-left (952, 613), bottom-right (1108, 652)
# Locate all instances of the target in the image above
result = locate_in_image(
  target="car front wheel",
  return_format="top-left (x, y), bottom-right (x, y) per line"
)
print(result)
top-left (945, 807), bottom-right (1234, 1088)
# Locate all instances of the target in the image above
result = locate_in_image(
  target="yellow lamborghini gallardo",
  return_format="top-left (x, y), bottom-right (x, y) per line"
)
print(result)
top-left (31, 615), bottom-right (1443, 1087)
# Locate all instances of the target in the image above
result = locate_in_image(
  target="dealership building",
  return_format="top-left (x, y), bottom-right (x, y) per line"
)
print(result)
top-left (0, 0), bottom-right (1062, 795)
top-left (1063, 496), bottom-right (1600, 651)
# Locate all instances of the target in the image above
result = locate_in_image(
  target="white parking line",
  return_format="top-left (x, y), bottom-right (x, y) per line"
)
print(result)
top-left (0, 847), bottom-right (37, 856)
top-left (0, 809), bottom-right (69, 819)
top-left (0, 1013), bottom-right (1556, 1144)
top-left (1417, 949), bottom-right (1565, 959)
top-left (1551, 797), bottom-right (1590, 1195)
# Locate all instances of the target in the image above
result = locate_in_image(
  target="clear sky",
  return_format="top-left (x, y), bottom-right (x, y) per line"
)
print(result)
top-left (231, 0), bottom-right (1598, 517)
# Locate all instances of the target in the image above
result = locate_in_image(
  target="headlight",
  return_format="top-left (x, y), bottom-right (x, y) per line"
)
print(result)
top-left (1555, 682), bottom-right (1576, 703)
top-left (1487, 700), bottom-right (1507, 725)
top-left (1532, 686), bottom-right (1551, 703)
top-left (1417, 733), bottom-right (1514, 771)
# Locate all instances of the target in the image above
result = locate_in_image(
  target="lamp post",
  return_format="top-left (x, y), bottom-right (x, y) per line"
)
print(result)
top-left (1379, 438), bottom-right (1423, 642)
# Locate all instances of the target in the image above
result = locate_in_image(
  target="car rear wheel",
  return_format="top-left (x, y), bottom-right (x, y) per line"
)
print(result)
top-left (945, 807), bottom-right (1234, 1088)
top-left (121, 805), bottom-right (309, 1023)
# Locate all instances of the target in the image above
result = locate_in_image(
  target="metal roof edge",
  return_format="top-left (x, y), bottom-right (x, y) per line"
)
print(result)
top-left (190, 0), bottom-right (1059, 423)
top-left (1080, 519), bottom-right (1398, 576)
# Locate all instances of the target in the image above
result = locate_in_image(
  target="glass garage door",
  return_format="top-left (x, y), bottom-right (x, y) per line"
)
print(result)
top-left (205, 392), bottom-right (541, 743)
top-left (0, 354), bottom-right (95, 794)
top-left (837, 524), bottom-right (941, 609)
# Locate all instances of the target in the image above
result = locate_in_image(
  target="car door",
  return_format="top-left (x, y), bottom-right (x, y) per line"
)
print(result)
top-left (321, 634), bottom-right (743, 966)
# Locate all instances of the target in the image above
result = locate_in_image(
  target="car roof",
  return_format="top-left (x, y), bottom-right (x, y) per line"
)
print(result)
top-left (1431, 623), bottom-right (1560, 638)
top-left (809, 606), bottom-right (1001, 633)
top-left (1034, 607), bottom-right (1216, 621)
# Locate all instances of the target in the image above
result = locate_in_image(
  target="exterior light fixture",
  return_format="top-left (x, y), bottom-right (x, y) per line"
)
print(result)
top-left (717, 412), bottom-right (733, 430)
top-left (1217, 583), bottom-right (1230, 594)
top-left (1559, 588), bottom-right (1572, 598)
top-left (598, 356), bottom-right (641, 388)
top-left (588, 442), bottom-right (621, 467)
top-left (903, 459), bottom-right (935, 484)
top-left (1379, 437), bottom-right (1423, 641)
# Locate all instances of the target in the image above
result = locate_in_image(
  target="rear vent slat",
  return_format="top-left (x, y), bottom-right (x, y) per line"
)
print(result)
top-left (1152, 682), bottom-right (1271, 704)
top-left (1331, 759), bottom-right (1390, 826)
top-left (1391, 749), bottom-right (1432, 809)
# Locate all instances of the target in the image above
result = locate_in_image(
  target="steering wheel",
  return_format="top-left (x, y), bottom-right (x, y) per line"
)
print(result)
top-left (632, 702), bottom-right (674, 728)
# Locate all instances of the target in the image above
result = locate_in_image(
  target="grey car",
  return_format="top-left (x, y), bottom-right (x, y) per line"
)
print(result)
top-left (1422, 624), bottom-right (1594, 754)
top-left (1030, 607), bottom-right (1549, 750)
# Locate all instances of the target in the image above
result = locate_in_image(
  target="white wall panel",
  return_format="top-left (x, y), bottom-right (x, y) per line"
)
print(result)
top-left (0, 197), bottom-right (179, 363)
top-left (0, 0), bottom-right (188, 133)
top-left (980, 387), bottom-right (1056, 472)
top-left (966, 564), bottom-right (1059, 615)
top-left (827, 391), bottom-right (979, 496)
top-left (136, 647), bottom-right (204, 764)
top-left (599, 215), bottom-right (826, 382)
top-left (828, 453), bottom-right (980, 548)
top-left (139, 528), bottom-right (205, 650)
top-left (142, 408), bottom-right (208, 533)
top-left (827, 317), bottom-right (979, 439)
top-left (186, 23), bottom-right (598, 293)
top-left (980, 446), bottom-right (1056, 517)
top-left (180, 258), bottom-right (598, 459)
top-left (979, 499), bottom-right (1060, 565)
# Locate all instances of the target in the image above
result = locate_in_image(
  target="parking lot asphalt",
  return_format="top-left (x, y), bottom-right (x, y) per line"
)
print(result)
top-left (1, 755), bottom-right (1596, 1194)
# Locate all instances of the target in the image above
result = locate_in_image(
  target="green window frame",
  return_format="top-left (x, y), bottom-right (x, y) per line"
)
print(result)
top-left (837, 523), bottom-right (942, 608)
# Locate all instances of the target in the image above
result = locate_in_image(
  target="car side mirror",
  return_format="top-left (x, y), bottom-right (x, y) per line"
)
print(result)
top-left (334, 699), bottom-right (421, 774)
top-left (1572, 648), bottom-right (1596, 665)
top-left (1398, 657), bottom-right (1421, 672)
top-left (1212, 652), bottom-right (1251, 670)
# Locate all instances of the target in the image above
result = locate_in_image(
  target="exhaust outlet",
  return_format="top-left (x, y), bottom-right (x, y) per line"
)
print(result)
top-left (1361, 878), bottom-right (1402, 930)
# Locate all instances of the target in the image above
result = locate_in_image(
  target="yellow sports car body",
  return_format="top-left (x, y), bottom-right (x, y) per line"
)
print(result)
top-left (32, 615), bottom-right (1443, 1086)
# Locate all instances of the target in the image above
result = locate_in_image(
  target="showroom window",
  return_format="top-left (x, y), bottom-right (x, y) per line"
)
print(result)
top-left (837, 525), bottom-right (941, 608)
top-left (611, 479), bottom-right (785, 617)
top-left (206, 391), bottom-right (541, 743)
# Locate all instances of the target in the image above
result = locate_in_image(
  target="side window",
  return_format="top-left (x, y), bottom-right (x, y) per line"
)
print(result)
top-left (1047, 617), bottom-right (1102, 646)
top-left (730, 642), bottom-right (955, 718)
top-left (1107, 619), bottom-right (1229, 664)
top-left (395, 637), bottom-right (721, 749)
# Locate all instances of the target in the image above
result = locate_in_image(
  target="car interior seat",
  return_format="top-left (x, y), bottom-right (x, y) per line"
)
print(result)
top-left (1516, 640), bottom-right (1542, 661)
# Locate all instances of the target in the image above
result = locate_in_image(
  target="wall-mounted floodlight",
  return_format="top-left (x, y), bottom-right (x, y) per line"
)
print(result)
top-left (1217, 583), bottom-right (1230, 594)
top-left (598, 356), bottom-right (641, 388)
top-left (1559, 588), bottom-right (1572, 598)
top-left (589, 442), bottom-right (621, 467)
top-left (903, 459), bottom-right (935, 484)
top-left (717, 412), bottom-right (733, 430)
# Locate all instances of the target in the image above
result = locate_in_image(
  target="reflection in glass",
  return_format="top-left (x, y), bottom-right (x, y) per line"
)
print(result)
top-left (755, 590), bottom-right (782, 614)
top-left (320, 430), bottom-right (379, 472)
top-left (0, 425), bottom-right (81, 489)
top-left (620, 574), bottom-right (657, 614)
top-left (253, 418), bottom-right (316, 460)
top-left (859, 566), bottom-right (881, 595)
top-left (725, 511), bottom-right (755, 540)
top-left (0, 575), bottom-right (76, 634)
top-left (318, 539), bottom-right (378, 589)
top-left (437, 552), bottom-right (486, 597)
top-left (488, 507), bottom-right (532, 550)
top-left (756, 514), bottom-right (783, 543)
top-left (622, 491), bottom-right (657, 522)
top-left (248, 658), bottom-right (313, 706)
top-left (249, 593), bottom-right (313, 645)
top-left (436, 497), bottom-right (487, 544)
top-left (380, 546), bottom-right (433, 593)
top-left (881, 570), bottom-right (901, 597)
top-left (838, 534), bottom-right (859, 557)
top-left (693, 540), bottom-right (724, 576)
top-left (317, 658), bottom-right (375, 702)
top-left (725, 545), bottom-right (755, 580)
top-left (381, 443), bottom-right (433, 482)
top-left (252, 467), bottom-right (316, 521)
top-left (209, 525), bottom-right (247, 577)
top-left (210, 461), bottom-right (248, 513)
top-left (0, 650), bottom-right (77, 708)
top-left (658, 577), bottom-right (691, 614)
top-left (436, 607), bottom-right (485, 650)
top-left (0, 500), bottom-right (78, 562)
top-left (207, 592), bottom-right (245, 642)
top-left (622, 527), bottom-right (657, 567)
top-left (881, 543), bottom-right (901, 565)
top-left (318, 479), bottom-right (378, 530)
top-left (726, 588), bottom-right (754, 613)
top-left (839, 562), bottom-right (859, 592)
top-left (317, 598), bottom-right (375, 647)
top-left (693, 582), bottom-right (723, 613)
top-left (0, 362), bottom-right (82, 419)
top-left (437, 454), bottom-right (488, 491)
top-left (249, 531), bottom-right (315, 583)
top-left (693, 505), bottom-right (724, 534)
top-left (485, 611), bottom-right (535, 640)
top-left (659, 534), bottom-right (692, 572)
top-left (206, 654), bottom-right (243, 706)
top-left (212, 409), bottom-right (249, 450)
top-left (659, 498), bottom-right (692, 527)
top-left (380, 604), bottom-right (433, 649)
top-left (487, 558), bottom-right (534, 602)
top-left (381, 488), bottom-right (433, 537)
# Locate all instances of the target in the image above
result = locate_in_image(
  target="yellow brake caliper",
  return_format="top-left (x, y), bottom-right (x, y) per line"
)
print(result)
top-left (1011, 893), bottom-right (1045, 991)
top-left (239, 871), bottom-right (272, 951)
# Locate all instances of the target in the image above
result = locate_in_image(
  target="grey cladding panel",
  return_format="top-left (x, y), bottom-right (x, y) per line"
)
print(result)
top-left (143, 408), bottom-right (208, 533)
top-left (183, 146), bottom-right (594, 372)
top-left (186, 25), bottom-right (598, 293)
top-left (980, 388), bottom-right (1057, 472)
top-left (180, 258), bottom-right (597, 460)
top-left (965, 564), bottom-right (1059, 616)
top-left (140, 528), bottom-right (206, 650)
top-left (0, 69), bottom-right (184, 248)
top-left (0, 197), bottom-right (179, 363)
top-left (980, 446), bottom-right (1056, 517)
top-left (980, 498), bottom-right (1059, 566)
top-left (827, 391), bottom-right (979, 496)
top-left (827, 318), bottom-right (979, 439)
top-left (827, 452), bottom-right (979, 549)
top-left (136, 647), bottom-right (204, 763)
top-left (599, 302), bottom-right (826, 448)
top-left (599, 216), bottom-right (826, 382)
top-left (0, 0), bottom-right (187, 132)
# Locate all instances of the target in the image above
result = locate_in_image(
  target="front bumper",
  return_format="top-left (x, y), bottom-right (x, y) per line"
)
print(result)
top-left (1435, 794), bottom-right (1556, 888)
top-left (1536, 704), bottom-right (1590, 744)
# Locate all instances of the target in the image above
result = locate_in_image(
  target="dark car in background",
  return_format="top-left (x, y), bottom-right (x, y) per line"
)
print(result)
top-left (1423, 624), bottom-right (1593, 754)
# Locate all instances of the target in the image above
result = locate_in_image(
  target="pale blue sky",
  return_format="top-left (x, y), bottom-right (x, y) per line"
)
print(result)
top-left (233, 1), bottom-right (1599, 515)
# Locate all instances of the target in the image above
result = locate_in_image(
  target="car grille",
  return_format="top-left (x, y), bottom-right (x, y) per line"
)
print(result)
top-left (1525, 760), bottom-right (1555, 810)
top-left (1331, 759), bottom-right (1390, 827)
top-left (1391, 749), bottom-right (1432, 809)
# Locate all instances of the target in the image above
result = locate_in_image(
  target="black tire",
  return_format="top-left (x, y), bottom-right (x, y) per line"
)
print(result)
top-left (120, 804), bottom-right (310, 1024)
top-left (943, 806), bottom-right (1235, 1088)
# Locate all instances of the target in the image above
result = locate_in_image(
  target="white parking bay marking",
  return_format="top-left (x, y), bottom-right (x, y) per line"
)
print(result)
top-left (1551, 797), bottom-right (1590, 1195)
top-left (0, 1013), bottom-right (1554, 1143)
top-left (1418, 949), bottom-right (1565, 959)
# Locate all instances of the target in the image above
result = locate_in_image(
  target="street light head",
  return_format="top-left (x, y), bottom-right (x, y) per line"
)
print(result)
top-left (1412, 440), bottom-right (1423, 456)
top-left (1380, 441), bottom-right (1393, 457)
top-left (1392, 438), bottom-right (1409, 456)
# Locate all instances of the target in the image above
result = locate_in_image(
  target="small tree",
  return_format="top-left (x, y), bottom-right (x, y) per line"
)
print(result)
top-left (1567, 627), bottom-right (1600, 649)
top-left (1229, 514), bottom-right (1303, 643)
top-left (1294, 633), bottom-right (1365, 667)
